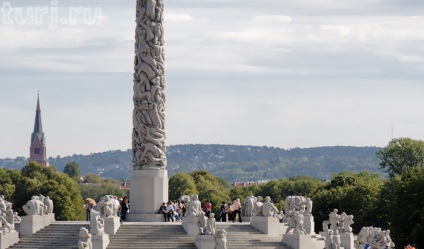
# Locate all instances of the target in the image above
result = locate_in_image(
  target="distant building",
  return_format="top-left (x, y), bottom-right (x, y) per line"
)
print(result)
top-left (29, 94), bottom-right (47, 166)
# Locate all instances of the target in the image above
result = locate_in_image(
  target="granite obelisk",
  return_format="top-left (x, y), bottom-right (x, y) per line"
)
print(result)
top-left (129, 0), bottom-right (168, 222)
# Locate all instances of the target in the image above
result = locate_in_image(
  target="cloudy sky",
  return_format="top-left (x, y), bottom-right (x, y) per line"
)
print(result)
top-left (1, 0), bottom-right (424, 158)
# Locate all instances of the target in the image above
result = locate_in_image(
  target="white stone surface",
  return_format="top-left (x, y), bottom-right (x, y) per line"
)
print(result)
top-left (194, 234), bottom-right (215, 249)
top-left (282, 234), bottom-right (325, 249)
top-left (20, 214), bottom-right (55, 236)
top-left (128, 169), bottom-right (168, 222)
top-left (340, 232), bottom-right (354, 249)
top-left (92, 234), bottom-right (109, 249)
top-left (304, 215), bottom-right (315, 234)
top-left (104, 216), bottom-right (120, 235)
top-left (182, 220), bottom-right (199, 236)
top-left (251, 216), bottom-right (284, 237)
top-left (0, 230), bottom-right (19, 249)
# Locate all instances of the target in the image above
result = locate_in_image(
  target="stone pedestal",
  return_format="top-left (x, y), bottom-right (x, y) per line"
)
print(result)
top-left (241, 217), bottom-right (252, 223)
top-left (251, 216), bottom-right (284, 237)
top-left (282, 234), bottom-right (325, 249)
top-left (20, 214), bottom-right (55, 236)
top-left (182, 219), bottom-right (199, 236)
top-left (340, 232), bottom-right (354, 249)
top-left (104, 217), bottom-right (120, 235)
top-left (0, 231), bottom-right (19, 249)
top-left (304, 215), bottom-right (315, 234)
top-left (194, 235), bottom-right (215, 249)
top-left (92, 234), bottom-right (110, 249)
top-left (128, 169), bottom-right (168, 222)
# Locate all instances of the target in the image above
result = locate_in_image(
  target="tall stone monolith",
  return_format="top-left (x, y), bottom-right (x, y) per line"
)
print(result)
top-left (129, 0), bottom-right (168, 222)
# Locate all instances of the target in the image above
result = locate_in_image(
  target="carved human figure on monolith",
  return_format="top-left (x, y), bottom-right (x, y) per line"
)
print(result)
top-left (132, 0), bottom-right (166, 170)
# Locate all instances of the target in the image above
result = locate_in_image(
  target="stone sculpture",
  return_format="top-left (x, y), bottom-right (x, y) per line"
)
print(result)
top-left (96, 196), bottom-right (114, 218)
top-left (357, 227), bottom-right (395, 249)
top-left (284, 196), bottom-right (308, 217)
top-left (44, 196), bottom-right (54, 214)
top-left (285, 210), bottom-right (307, 235)
top-left (78, 227), bottom-right (92, 249)
top-left (13, 212), bottom-right (21, 223)
top-left (205, 213), bottom-right (216, 235)
top-left (0, 196), bottom-right (7, 214)
top-left (323, 209), bottom-right (354, 234)
top-left (197, 212), bottom-right (208, 235)
top-left (252, 196), bottom-right (263, 216)
top-left (186, 195), bottom-right (202, 220)
top-left (132, 0), bottom-right (167, 170)
top-left (90, 214), bottom-right (105, 236)
top-left (325, 230), bottom-right (342, 249)
top-left (215, 229), bottom-right (227, 249)
top-left (262, 196), bottom-right (279, 217)
top-left (23, 196), bottom-right (41, 215)
top-left (242, 196), bottom-right (255, 217)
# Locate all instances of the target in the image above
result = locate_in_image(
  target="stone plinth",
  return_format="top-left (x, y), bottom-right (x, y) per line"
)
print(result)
top-left (241, 217), bottom-right (252, 223)
top-left (194, 235), bottom-right (215, 249)
top-left (128, 170), bottom-right (168, 222)
top-left (282, 234), bottom-right (325, 249)
top-left (104, 217), bottom-right (120, 235)
top-left (251, 216), bottom-right (284, 237)
top-left (304, 215), bottom-right (315, 234)
top-left (0, 230), bottom-right (19, 249)
top-left (182, 219), bottom-right (199, 236)
top-left (20, 214), bottom-right (55, 236)
top-left (92, 234), bottom-right (109, 249)
top-left (340, 232), bottom-right (354, 249)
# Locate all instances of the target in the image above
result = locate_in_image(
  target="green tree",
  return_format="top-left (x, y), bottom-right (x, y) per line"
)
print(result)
top-left (12, 161), bottom-right (85, 220)
top-left (79, 183), bottom-right (125, 202)
top-left (83, 174), bottom-right (102, 184)
top-left (312, 171), bottom-right (383, 234)
top-left (63, 162), bottom-right (81, 181)
top-left (377, 138), bottom-right (424, 177)
top-left (169, 172), bottom-right (198, 200)
top-left (382, 167), bottom-right (424, 248)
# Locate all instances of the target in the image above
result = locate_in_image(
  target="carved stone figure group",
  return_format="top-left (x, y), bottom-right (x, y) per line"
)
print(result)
top-left (357, 227), bottom-right (395, 249)
top-left (241, 196), bottom-right (279, 218)
top-left (78, 227), bottom-right (92, 249)
top-left (284, 196), bottom-right (313, 217)
top-left (285, 210), bottom-right (308, 235)
top-left (22, 195), bottom-right (54, 216)
top-left (325, 229), bottom-right (342, 249)
top-left (197, 212), bottom-right (216, 235)
top-left (132, 0), bottom-right (167, 170)
top-left (215, 229), bottom-right (227, 249)
top-left (0, 195), bottom-right (15, 235)
top-left (322, 209), bottom-right (354, 234)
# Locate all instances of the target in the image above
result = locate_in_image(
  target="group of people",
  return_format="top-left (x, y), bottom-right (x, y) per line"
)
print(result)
top-left (160, 200), bottom-right (185, 222)
top-left (219, 199), bottom-right (242, 223)
top-left (84, 195), bottom-right (128, 223)
top-left (404, 245), bottom-right (416, 249)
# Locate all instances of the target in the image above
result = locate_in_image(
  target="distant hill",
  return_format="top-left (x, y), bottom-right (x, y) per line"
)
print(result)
top-left (0, 145), bottom-right (382, 181)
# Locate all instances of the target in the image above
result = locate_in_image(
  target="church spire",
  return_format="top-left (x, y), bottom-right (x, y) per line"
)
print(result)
top-left (30, 92), bottom-right (47, 166)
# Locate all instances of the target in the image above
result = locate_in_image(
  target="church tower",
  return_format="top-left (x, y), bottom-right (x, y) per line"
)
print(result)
top-left (29, 93), bottom-right (47, 166)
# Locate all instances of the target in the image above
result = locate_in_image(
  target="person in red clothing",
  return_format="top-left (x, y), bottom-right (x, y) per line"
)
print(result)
top-left (204, 200), bottom-right (212, 218)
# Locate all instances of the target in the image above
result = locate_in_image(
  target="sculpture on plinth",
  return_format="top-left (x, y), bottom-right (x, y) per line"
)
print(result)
top-left (242, 196), bottom-right (255, 217)
top-left (132, 0), bottom-right (166, 170)
top-left (96, 196), bottom-right (114, 218)
top-left (197, 212), bottom-right (208, 235)
top-left (205, 213), bottom-right (216, 235)
top-left (43, 196), bottom-right (54, 214)
top-left (215, 229), bottom-right (227, 249)
top-left (322, 209), bottom-right (354, 234)
top-left (325, 230), bottom-right (342, 249)
top-left (90, 214), bottom-right (105, 236)
top-left (186, 195), bottom-right (202, 221)
top-left (262, 196), bottom-right (279, 218)
top-left (23, 196), bottom-right (42, 215)
top-left (78, 227), bottom-right (92, 249)
top-left (285, 210), bottom-right (307, 235)
top-left (357, 227), bottom-right (394, 249)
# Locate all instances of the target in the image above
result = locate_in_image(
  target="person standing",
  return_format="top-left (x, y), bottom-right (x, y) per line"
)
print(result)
top-left (84, 200), bottom-right (92, 221)
top-left (227, 202), bottom-right (233, 222)
top-left (233, 199), bottom-right (242, 223)
top-left (204, 200), bottom-right (212, 218)
top-left (220, 202), bottom-right (227, 222)
top-left (120, 196), bottom-right (128, 223)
